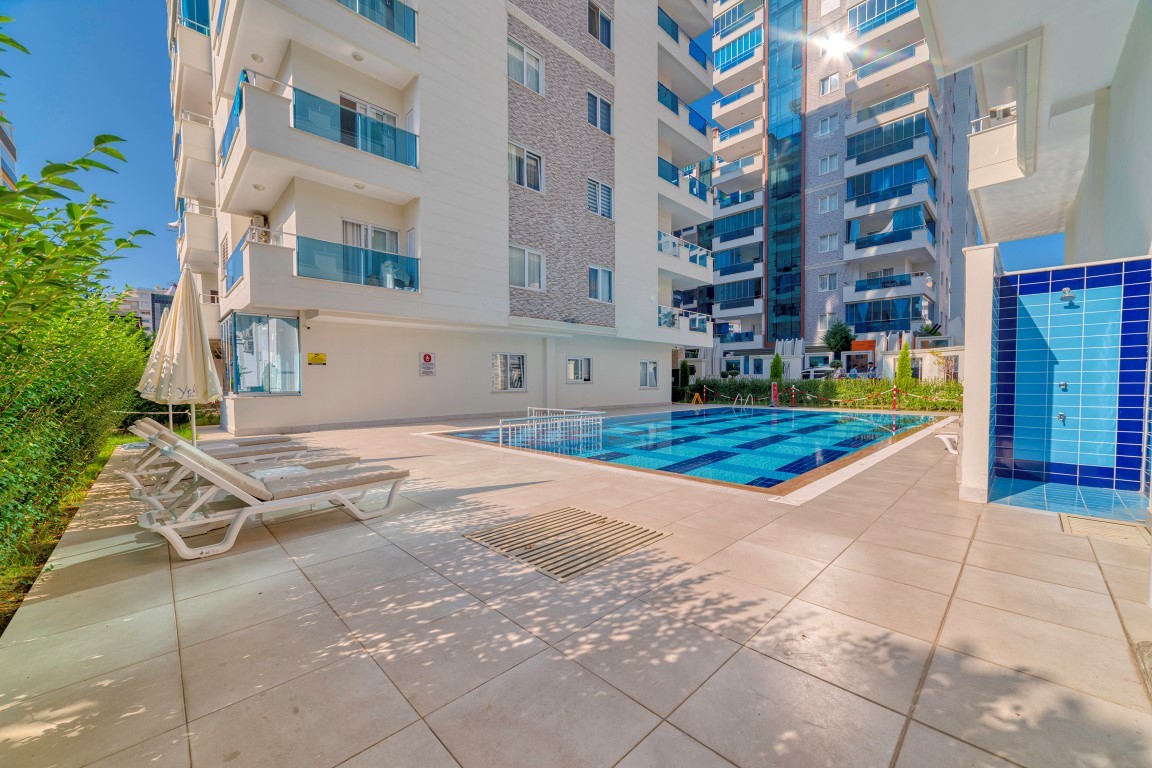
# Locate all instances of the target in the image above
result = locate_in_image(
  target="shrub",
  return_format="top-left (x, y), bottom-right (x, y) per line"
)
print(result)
top-left (769, 353), bottom-right (783, 380)
top-left (896, 341), bottom-right (913, 391)
top-left (822, 319), bottom-right (855, 360)
top-left (687, 375), bottom-right (962, 412)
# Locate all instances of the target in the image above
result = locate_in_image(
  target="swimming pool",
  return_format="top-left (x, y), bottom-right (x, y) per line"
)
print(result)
top-left (449, 408), bottom-right (936, 491)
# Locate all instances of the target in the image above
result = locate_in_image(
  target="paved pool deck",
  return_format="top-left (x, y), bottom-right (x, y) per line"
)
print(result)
top-left (2, 409), bottom-right (1151, 767)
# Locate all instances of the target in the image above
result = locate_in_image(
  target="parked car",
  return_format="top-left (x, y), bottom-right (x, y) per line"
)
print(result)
top-left (801, 366), bottom-right (834, 380)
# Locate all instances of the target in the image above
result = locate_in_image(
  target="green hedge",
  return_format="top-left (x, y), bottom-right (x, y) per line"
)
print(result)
top-left (684, 376), bottom-right (962, 412)
top-left (0, 299), bottom-right (147, 566)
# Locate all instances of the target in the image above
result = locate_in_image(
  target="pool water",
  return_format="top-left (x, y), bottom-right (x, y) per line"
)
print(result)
top-left (989, 476), bottom-right (1148, 523)
top-left (450, 408), bottom-right (935, 490)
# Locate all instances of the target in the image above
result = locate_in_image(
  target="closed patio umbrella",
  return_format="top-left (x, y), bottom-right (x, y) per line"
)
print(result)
top-left (136, 268), bottom-right (223, 445)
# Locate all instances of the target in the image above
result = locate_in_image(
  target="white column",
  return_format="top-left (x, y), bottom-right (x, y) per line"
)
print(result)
top-left (958, 243), bottom-right (1001, 503)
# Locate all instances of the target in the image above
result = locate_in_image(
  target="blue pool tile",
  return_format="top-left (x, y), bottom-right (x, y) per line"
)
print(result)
top-left (659, 450), bottom-right (739, 474)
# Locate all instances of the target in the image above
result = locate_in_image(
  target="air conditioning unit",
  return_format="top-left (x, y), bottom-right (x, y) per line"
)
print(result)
top-left (251, 214), bottom-right (270, 242)
top-left (989, 104), bottom-right (1016, 121)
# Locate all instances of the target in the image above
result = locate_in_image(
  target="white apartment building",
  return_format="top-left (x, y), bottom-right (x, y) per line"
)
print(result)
top-left (168, 0), bottom-right (715, 434)
top-left (116, 286), bottom-right (178, 335)
top-left (683, 0), bottom-right (978, 377)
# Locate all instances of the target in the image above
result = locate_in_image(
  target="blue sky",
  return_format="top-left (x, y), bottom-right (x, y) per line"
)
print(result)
top-left (0, 10), bottom-right (1059, 289)
top-left (4, 0), bottom-right (178, 290)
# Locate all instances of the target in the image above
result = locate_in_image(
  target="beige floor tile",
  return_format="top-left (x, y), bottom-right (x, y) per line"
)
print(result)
top-left (170, 543), bottom-right (296, 602)
top-left (772, 508), bottom-right (877, 538)
top-left (744, 521), bottom-right (855, 563)
top-left (799, 566), bottom-right (950, 642)
top-left (84, 727), bottom-right (189, 768)
top-left (894, 722), bottom-right (1017, 768)
top-left (974, 521), bottom-right (1095, 561)
top-left (675, 507), bottom-right (769, 539)
top-left (373, 604), bottom-right (545, 715)
top-left (915, 648), bottom-right (1152, 768)
top-left (188, 654), bottom-right (417, 768)
top-left (1102, 564), bottom-right (1151, 603)
top-left (175, 569), bottom-right (324, 647)
top-left (748, 599), bottom-right (932, 713)
top-left (182, 605), bottom-right (361, 720)
top-left (613, 491), bottom-right (719, 523)
top-left (587, 548), bottom-right (692, 596)
top-left (694, 495), bottom-right (793, 523)
top-left (939, 599), bottom-right (1149, 712)
top-left (955, 566), bottom-right (1125, 638)
top-left (0, 604), bottom-right (176, 704)
top-left (557, 600), bottom-right (738, 716)
top-left (264, 506), bottom-right (361, 542)
top-left (0, 652), bottom-right (185, 768)
top-left (889, 495), bottom-right (983, 521)
top-left (979, 505), bottom-right (1063, 531)
top-left (302, 543), bottom-right (426, 601)
top-left (277, 526), bottom-right (391, 568)
top-left (331, 569), bottom-right (479, 652)
top-left (488, 576), bottom-right (631, 644)
top-left (880, 507), bottom-right (978, 538)
top-left (651, 523), bottom-right (736, 564)
top-left (859, 522), bottom-right (971, 562)
top-left (616, 723), bottom-right (735, 768)
top-left (419, 541), bottom-right (542, 600)
top-left (1116, 598), bottom-right (1152, 643)
top-left (337, 722), bottom-right (460, 768)
top-left (1092, 538), bottom-right (1151, 571)
top-left (966, 539), bottom-right (1108, 593)
top-left (671, 648), bottom-right (905, 768)
top-left (699, 541), bottom-right (826, 596)
top-left (833, 540), bottom-right (961, 594)
top-left (641, 565), bottom-right (791, 643)
top-left (426, 649), bottom-right (658, 768)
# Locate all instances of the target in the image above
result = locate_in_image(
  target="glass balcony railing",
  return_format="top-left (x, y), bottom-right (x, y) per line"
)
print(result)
top-left (716, 152), bottom-right (760, 176)
top-left (297, 235), bottom-right (419, 291)
top-left (852, 225), bottom-right (934, 250)
top-left (715, 9), bottom-right (758, 40)
top-left (850, 318), bottom-right (920, 334)
top-left (852, 40), bottom-right (923, 80)
top-left (854, 273), bottom-right (914, 291)
top-left (717, 297), bottom-right (758, 310)
top-left (658, 231), bottom-right (711, 268)
top-left (716, 225), bottom-right (759, 243)
top-left (855, 87), bottom-right (929, 122)
top-left (657, 84), bottom-right (708, 135)
top-left (716, 189), bottom-right (758, 209)
top-left (718, 331), bottom-right (756, 343)
top-left (688, 38), bottom-right (710, 68)
top-left (848, 179), bottom-right (934, 208)
top-left (850, 0), bottom-right (916, 37)
top-left (176, 15), bottom-right (210, 36)
top-left (717, 261), bottom-right (757, 276)
top-left (716, 81), bottom-right (758, 108)
top-left (848, 131), bottom-right (934, 165)
top-left (225, 239), bottom-right (245, 292)
top-left (716, 45), bottom-right (760, 73)
top-left (333, 0), bottom-right (417, 44)
top-left (658, 157), bottom-right (680, 186)
top-left (687, 176), bottom-right (710, 202)
top-left (718, 119), bottom-right (756, 142)
top-left (658, 306), bottom-right (710, 332)
top-left (658, 7), bottom-right (679, 41)
top-left (293, 89), bottom-right (419, 167)
top-left (219, 71), bottom-right (249, 163)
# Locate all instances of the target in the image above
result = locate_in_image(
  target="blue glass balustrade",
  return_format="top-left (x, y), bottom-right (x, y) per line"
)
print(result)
top-left (715, 27), bottom-right (762, 71)
top-left (293, 90), bottom-right (419, 167)
top-left (849, 205), bottom-right (935, 248)
top-left (333, 0), bottom-right (417, 43)
top-left (846, 296), bottom-right (932, 334)
top-left (718, 331), bottom-right (756, 343)
top-left (855, 41), bottom-right (920, 80)
top-left (849, 0), bottom-right (916, 37)
top-left (657, 7), bottom-right (679, 41)
top-left (847, 112), bottom-right (935, 164)
top-left (178, 0), bottom-right (210, 34)
top-left (854, 273), bottom-right (913, 291)
top-left (219, 71), bottom-right (249, 163)
top-left (718, 119), bottom-right (756, 142)
top-left (687, 176), bottom-right (710, 202)
top-left (658, 157), bottom-right (681, 186)
top-left (657, 84), bottom-right (708, 135)
top-left (846, 158), bottom-right (932, 204)
top-left (225, 239), bottom-right (245, 292)
top-left (855, 88), bottom-right (929, 121)
top-left (297, 236), bottom-right (419, 291)
top-left (717, 82), bottom-right (757, 108)
top-left (717, 189), bottom-right (758, 209)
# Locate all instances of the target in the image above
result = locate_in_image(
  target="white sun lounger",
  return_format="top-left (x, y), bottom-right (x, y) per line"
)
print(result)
top-left (136, 441), bottom-right (409, 559)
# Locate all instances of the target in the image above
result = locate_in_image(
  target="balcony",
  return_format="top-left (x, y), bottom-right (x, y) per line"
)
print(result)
top-left (658, 231), bottom-right (712, 288)
top-left (657, 84), bottom-right (711, 164)
top-left (714, 187), bottom-right (762, 216)
top-left (174, 112), bottom-right (215, 202)
top-left (714, 41), bottom-right (763, 95)
top-left (657, 8), bottom-right (713, 102)
top-left (714, 5), bottom-right (763, 47)
top-left (218, 73), bottom-right (420, 215)
top-left (176, 201), bottom-right (218, 272)
top-left (169, 14), bottom-right (212, 117)
top-left (712, 224), bottom-right (763, 251)
top-left (657, 158), bottom-right (713, 229)
top-left (845, 225), bottom-right (936, 262)
top-left (658, 306), bottom-right (712, 339)
top-left (850, 0), bottom-right (923, 52)
top-left (717, 331), bottom-right (763, 350)
top-left (968, 105), bottom-right (1024, 190)
top-left (712, 296), bottom-right (763, 319)
top-left (845, 86), bottom-right (932, 136)
top-left (214, 0), bottom-right (418, 104)
top-left (714, 259), bottom-right (763, 281)
top-left (846, 40), bottom-right (933, 108)
top-left (845, 132), bottom-right (937, 177)
top-left (844, 179), bottom-right (935, 218)
top-left (843, 271), bottom-right (936, 302)
top-left (715, 118), bottom-right (762, 163)
top-left (297, 235), bottom-right (419, 291)
top-left (713, 152), bottom-right (763, 193)
top-left (713, 80), bottom-right (762, 127)
top-left (200, 299), bottom-right (221, 340)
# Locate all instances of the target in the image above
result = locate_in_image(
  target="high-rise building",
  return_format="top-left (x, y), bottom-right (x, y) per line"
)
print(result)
top-left (685, 0), bottom-right (978, 376)
top-left (0, 114), bottom-right (16, 188)
top-left (115, 286), bottom-right (178, 335)
top-left (168, 0), bottom-right (716, 434)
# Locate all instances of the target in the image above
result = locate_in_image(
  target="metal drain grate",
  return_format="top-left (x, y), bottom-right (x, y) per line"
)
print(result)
top-left (1059, 514), bottom-right (1151, 546)
top-left (465, 507), bottom-right (669, 582)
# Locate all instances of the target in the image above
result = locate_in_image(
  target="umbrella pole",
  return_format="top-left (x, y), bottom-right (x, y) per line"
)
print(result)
top-left (191, 404), bottom-right (198, 447)
top-left (167, 404), bottom-right (174, 431)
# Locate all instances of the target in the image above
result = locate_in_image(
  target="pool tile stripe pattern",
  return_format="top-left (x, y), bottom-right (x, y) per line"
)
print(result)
top-left (450, 408), bottom-right (934, 490)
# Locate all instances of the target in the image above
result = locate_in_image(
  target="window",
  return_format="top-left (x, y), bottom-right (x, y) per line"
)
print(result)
top-left (508, 143), bottom-right (543, 191)
top-left (820, 73), bottom-right (840, 95)
top-left (819, 153), bottom-right (839, 175)
top-left (819, 233), bottom-right (839, 252)
top-left (223, 313), bottom-right (301, 395)
top-left (587, 92), bottom-right (612, 134)
top-left (817, 115), bottom-right (839, 135)
top-left (507, 37), bottom-right (542, 94)
top-left (818, 193), bottom-right (838, 213)
top-left (817, 313), bottom-right (836, 334)
top-left (866, 267), bottom-right (895, 279)
top-left (492, 353), bottom-right (526, 391)
top-left (588, 266), bottom-right (614, 302)
top-left (819, 273), bottom-right (837, 291)
top-left (588, 3), bottom-right (612, 49)
top-left (587, 179), bottom-right (613, 218)
top-left (509, 246), bottom-right (545, 290)
top-left (566, 357), bottom-right (592, 383)
top-left (640, 361), bottom-right (659, 389)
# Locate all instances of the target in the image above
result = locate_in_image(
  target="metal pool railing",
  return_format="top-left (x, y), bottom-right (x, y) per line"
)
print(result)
top-left (499, 408), bottom-right (605, 454)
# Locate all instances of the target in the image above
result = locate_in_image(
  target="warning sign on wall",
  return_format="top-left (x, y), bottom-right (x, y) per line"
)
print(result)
top-left (307, 353), bottom-right (327, 366)
top-left (419, 352), bottom-right (436, 376)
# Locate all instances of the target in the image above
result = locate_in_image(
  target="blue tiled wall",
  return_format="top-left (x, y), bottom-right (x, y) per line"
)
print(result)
top-left (993, 258), bottom-right (1151, 492)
